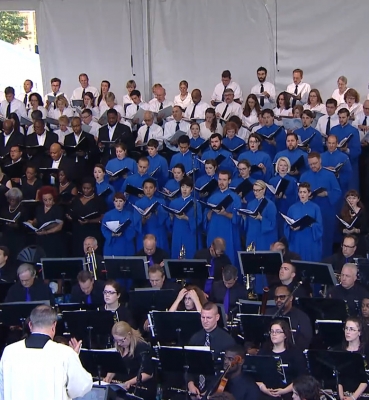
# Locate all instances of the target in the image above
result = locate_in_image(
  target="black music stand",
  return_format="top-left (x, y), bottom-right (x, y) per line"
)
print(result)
top-left (62, 310), bottom-right (115, 349)
top-left (0, 301), bottom-right (50, 327)
top-left (243, 355), bottom-right (287, 389)
top-left (74, 385), bottom-right (117, 400)
top-left (295, 298), bottom-right (348, 322)
top-left (237, 299), bottom-right (275, 315)
top-left (314, 320), bottom-right (345, 349)
top-left (215, 303), bottom-right (228, 329)
top-left (238, 314), bottom-right (291, 347)
top-left (290, 260), bottom-right (337, 286)
top-left (103, 256), bottom-right (148, 281)
top-left (57, 303), bottom-right (99, 312)
top-left (306, 350), bottom-right (367, 394)
top-left (150, 311), bottom-right (202, 345)
top-left (164, 259), bottom-right (209, 285)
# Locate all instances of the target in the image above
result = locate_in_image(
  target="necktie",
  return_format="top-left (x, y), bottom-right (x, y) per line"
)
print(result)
top-left (86, 294), bottom-right (92, 304)
top-left (144, 126), bottom-right (150, 143)
top-left (148, 256), bottom-right (154, 266)
top-left (190, 103), bottom-right (197, 119)
top-left (198, 332), bottom-right (211, 391)
top-left (25, 288), bottom-right (31, 302)
top-left (204, 259), bottom-right (215, 295)
top-left (221, 86), bottom-right (227, 102)
top-left (292, 85), bottom-right (298, 108)
top-left (363, 117), bottom-right (367, 126)
top-left (23, 94), bottom-right (28, 106)
top-left (326, 116), bottom-right (331, 136)
top-left (221, 104), bottom-right (229, 119)
top-left (137, 105), bottom-right (139, 111)
top-left (175, 121), bottom-right (180, 131)
top-left (82, 89), bottom-right (86, 99)
top-left (6, 102), bottom-right (11, 119)
top-left (53, 92), bottom-right (57, 109)
top-left (159, 102), bottom-right (163, 110)
top-left (224, 288), bottom-right (230, 314)
top-left (260, 84), bottom-right (265, 107)
top-left (204, 332), bottom-right (210, 347)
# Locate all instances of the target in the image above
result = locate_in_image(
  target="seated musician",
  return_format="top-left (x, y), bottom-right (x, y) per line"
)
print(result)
top-left (209, 265), bottom-right (247, 318)
top-left (266, 285), bottom-right (312, 350)
top-left (168, 285), bottom-right (207, 312)
top-left (187, 302), bottom-right (235, 398)
top-left (147, 265), bottom-right (179, 291)
top-left (270, 240), bottom-right (301, 261)
top-left (220, 345), bottom-right (260, 400)
top-left (328, 263), bottom-right (369, 316)
top-left (70, 270), bottom-right (105, 306)
top-left (83, 236), bottom-right (105, 280)
top-left (292, 375), bottom-right (321, 400)
top-left (5, 263), bottom-right (54, 305)
top-left (333, 317), bottom-right (368, 400)
top-left (257, 320), bottom-right (307, 398)
top-left (135, 234), bottom-right (169, 267)
top-left (104, 321), bottom-right (156, 400)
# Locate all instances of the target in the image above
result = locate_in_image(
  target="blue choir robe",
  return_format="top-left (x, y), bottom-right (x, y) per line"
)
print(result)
top-left (170, 150), bottom-right (198, 173)
top-left (147, 153), bottom-right (169, 189)
top-left (101, 208), bottom-right (135, 256)
top-left (294, 126), bottom-right (323, 153)
top-left (284, 200), bottom-right (323, 262)
top-left (300, 168), bottom-right (342, 258)
top-left (201, 148), bottom-right (236, 176)
top-left (256, 124), bottom-right (287, 159)
top-left (190, 137), bottom-right (205, 149)
top-left (167, 195), bottom-right (202, 259)
top-left (230, 176), bottom-right (256, 204)
top-left (238, 150), bottom-right (272, 181)
top-left (330, 123), bottom-right (361, 191)
top-left (163, 179), bottom-right (181, 194)
top-left (222, 136), bottom-right (246, 158)
top-left (204, 189), bottom-right (242, 265)
top-left (268, 174), bottom-right (298, 237)
top-left (121, 172), bottom-right (150, 206)
top-left (321, 149), bottom-right (352, 197)
top-left (105, 156), bottom-right (137, 191)
top-left (133, 195), bottom-right (169, 252)
top-left (195, 174), bottom-right (218, 203)
top-left (273, 148), bottom-right (308, 178)
top-left (95, 180), bottom-right (115, 210)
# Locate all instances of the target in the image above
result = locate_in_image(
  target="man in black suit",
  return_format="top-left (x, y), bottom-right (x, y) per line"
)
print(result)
top-left (97, 108), bottom-right (134, 164)
top-left (210, 265), bottom-right (247, 317)
top-left (41, 143), bottom-right (74, 185)
top-left (5, 263), bottom-right (54, 305)
top-left (135, 234), bottom-right (169, 267)
top-left (0, 120), bottom-right (24, 161)
top-left (3, 145), bottom-right (26, 187)
top-left (64, 116), bottom-right (97, 182)
top-left (25, 119), bottom-right (58, 168)
top-left (70, 270), bottom-right (105, 305)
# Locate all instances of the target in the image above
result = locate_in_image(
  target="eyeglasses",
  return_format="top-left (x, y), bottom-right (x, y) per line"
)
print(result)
top-left (270, 330), bottom-right (284, 335)
top-left (103, 290), bottom-right (117, 295)
top-left (342, 244), bottom-right (356, 249)
top-left (344, 327), bottom-right (359, 332)
top-left (238, 168), bottom-right (248, 171)
top-left (253, 188), bottom-right (263, 193)
top-left (274, 295), bottom-right (287, 301)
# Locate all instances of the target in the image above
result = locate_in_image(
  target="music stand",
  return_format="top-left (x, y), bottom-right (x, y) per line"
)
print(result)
top-left (62, 310), bottom-right (115, 349)
top-left (215, 303), bottom-right (228, 329)
top-left (243, 355), bottom-right (286, 389)
top-left (164, 259), bottom-right (209, 284)
top-left (295, 298), bottom-right (348, 322)
top-left (290, 260), bottom-right (337, 286)
top-left (57, 303), bottom-right (99, 312)
top-left (103, 256), bottom-right (148, 281)
top-left (306, 350), bottom-right (367, 394)
top-left (0, 300), bottom-right (50, 326)
top-left (237, 299), bottom-right (275, 315)
top-left (150, 311), bottom-right (202, 345)
top-left (238, 314), bottom-right (291, 347)
top-left (314, 320), bottom-right (345, 349)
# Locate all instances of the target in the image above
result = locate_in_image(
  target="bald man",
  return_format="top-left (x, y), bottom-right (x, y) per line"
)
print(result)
top-left (41, 142), bottom-right (74, 184)
top-left (136, 111), bottom-right (163, 149)
top-left (136, 234), bottom-right (169, 267)
top-left (0, 120), bottom-right (24, 160)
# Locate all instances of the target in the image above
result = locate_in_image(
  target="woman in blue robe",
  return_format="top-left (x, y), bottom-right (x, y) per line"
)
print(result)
top-left (284, 182), bottom-right (323, 261)
top-left (195, 159), bottom-right (218, 203)
top-left (230, 159), bottom-right (256, 205)
top-left (167, 177), bottom-right (202, 259)
top-left (101, 192), bottom-right (135, 256)
top-left (94, 164), bottom-right (115, 210)
top-left (161, 163), bottom-right (185, 203)
top-left (268, 156), bottom-right (298, 237)
top-left (105, 143), bottom-right (137, 191)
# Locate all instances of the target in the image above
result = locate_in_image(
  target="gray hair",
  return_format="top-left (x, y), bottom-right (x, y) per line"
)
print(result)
top-left (30, 305), bottom-right (57, 328)
top-left (17, 263), bottom-right (36, 277)
top-left (5, 187), bottom-right (23, 201)
top-left (84, 236), bottom-right (98, 247)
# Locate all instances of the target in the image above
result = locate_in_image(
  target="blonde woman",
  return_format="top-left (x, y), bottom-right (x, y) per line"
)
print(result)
top-left (104, 321), bottom-right (156, 399)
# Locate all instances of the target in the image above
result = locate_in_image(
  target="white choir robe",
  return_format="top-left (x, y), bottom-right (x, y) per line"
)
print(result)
top-left (0, 339), bottom-right (92, 400)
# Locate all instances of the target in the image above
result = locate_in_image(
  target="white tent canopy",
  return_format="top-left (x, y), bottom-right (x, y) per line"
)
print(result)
top-left (1, 0), bottom-right (368, 104)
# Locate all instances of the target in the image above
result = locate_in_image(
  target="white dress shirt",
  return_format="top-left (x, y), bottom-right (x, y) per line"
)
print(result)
top-left (125, 102), bottom-right (150, 120)
top-left (87, 121), bottom-right (101, 138)
top-left (184, 101), bottom-right (210, 120)
top-left (123, 94), bottom-right (133, 105)
top-left (242, 109), bottom-right (259, 128)
top-left (0, 91), bottom-right (4, 102)
top-left (0, 99), bottom-right (27, 119)
top-left (108, 123), bottom-right (117, 141)
top-left (71, 86), bottom-right (99, 100)
top-left (251, 81), bottom-right (276, 109)
top-left (48, 107), bottom-right (75, 120)
top-left (303, 103), bottom-right (327, 114)
top-left (44, 90), bottom-right (69, 105)
top-left (52, 156), bottom-right (62, 169)
top-left (136, 123), bottom-right (164, 149)
top-left (215, 101), bottom-right (243, 120)
top-left (174, 93), bottom-right (193, 110)
top-left (54, 127), bottom-right (72, 144)
top-left (273, 107), bottom-right (293, 126)
top-left (27, 106), bottom-right (48, 119)
top-left (286, 81), bottom-right (311, 105)
top-left (331, 88), bottom-right (349, 106)
top-left (315, 114), bottom-right (339, 138)
top-left (16, 92), bottom-right (33, 110)
top-left (199, 121), bottom-right (223, 140)
top-left (3, 131), bottom-right (14, 146)
top-left (353, 111), bottom-right (369, 141)
top-left (149, 99), bottom-right (174, 113)
top-left (27, 125), bottom-right (49, 135)
top-left (37, 131), bottom-right (47, 146)
top-left (163, 119), bottom-right (190, 152)
top-left (237, 126), bottom-right (250, 142)
top-left (211, 81), bottom-right (243, 103)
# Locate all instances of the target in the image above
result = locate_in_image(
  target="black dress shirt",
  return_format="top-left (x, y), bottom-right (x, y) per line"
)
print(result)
top-left (210, 281), bottom-right (248, 314)
top-left (5, 278), bottom-right (55, 305)
top-left (70, 279), bottom-right (105, 305)
top-left (135, 247), bottom-right (169, 265)
top-left (194, 249), bottom-right (232, 281)
top-left (323, 252), bottom-right (362, 273)
top-left (328, 282), bottom-right (369, 315)
top-left (225, 372), bottom-right (260, 400)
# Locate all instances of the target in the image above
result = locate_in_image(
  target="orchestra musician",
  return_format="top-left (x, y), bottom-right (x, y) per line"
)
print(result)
top-left (168, 285), bottom-right (207, 312)
top-left (70, 270), bottom-right (105, 305)
top-left (292, 375), bottom-right (321, 400)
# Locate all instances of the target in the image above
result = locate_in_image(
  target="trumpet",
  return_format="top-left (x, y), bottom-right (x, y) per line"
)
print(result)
top-left (245, 242), bottom-right (258, 300)
top-left (86, 247), bottom-right (97, 280)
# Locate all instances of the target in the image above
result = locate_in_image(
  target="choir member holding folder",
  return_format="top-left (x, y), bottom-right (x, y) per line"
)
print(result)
top-left (283, 182), bottom-right (323, 262)
top-left (229, 159), bottom-right (256, 204)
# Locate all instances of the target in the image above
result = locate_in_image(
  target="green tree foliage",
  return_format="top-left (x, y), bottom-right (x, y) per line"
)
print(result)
top-left (0, 11), bottom-right (29, 44)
